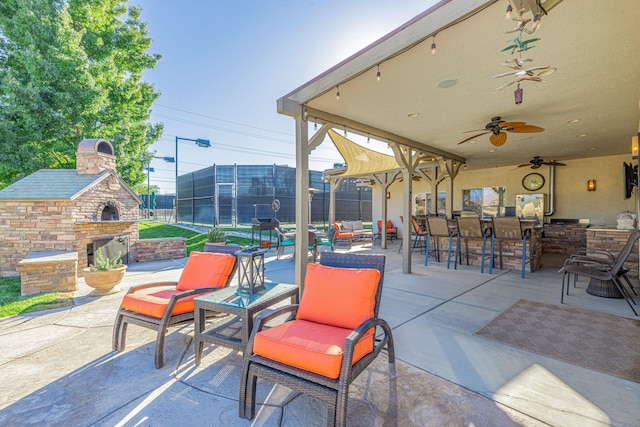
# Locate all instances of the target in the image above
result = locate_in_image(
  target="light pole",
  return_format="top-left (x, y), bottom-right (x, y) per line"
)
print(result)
top-left (146, 156), bottom-right (175, 219)
top-left (175, 136), bottom-right (211, 223)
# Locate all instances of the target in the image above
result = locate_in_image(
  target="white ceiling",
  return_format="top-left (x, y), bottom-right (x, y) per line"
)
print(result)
top-left (284, 0), bottom-right (640, 170)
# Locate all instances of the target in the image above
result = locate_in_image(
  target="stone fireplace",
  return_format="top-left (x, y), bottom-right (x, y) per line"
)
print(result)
top-left (0, 139), bottom-right (141, 278)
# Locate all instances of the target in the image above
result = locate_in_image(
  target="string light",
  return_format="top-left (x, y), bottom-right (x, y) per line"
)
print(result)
top-left (505, 4), bottom-right (513, 19)
top-left (343, 126), bottom-right (347, 137)
top-left (313, 119), bottom-right (318, 131)
top-left (431, 35), bottom-right (437, 55)
top-left (336, 86), bottom-right (340, 100)
top-left (367, 134), bottom-right (371, 143)
top-left (376, 64), bottom-right (381, 81)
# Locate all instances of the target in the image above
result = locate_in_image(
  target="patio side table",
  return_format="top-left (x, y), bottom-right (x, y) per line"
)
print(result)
top-left (194, 282), bottom-right (298, 365)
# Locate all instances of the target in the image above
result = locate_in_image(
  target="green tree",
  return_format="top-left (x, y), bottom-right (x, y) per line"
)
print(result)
top-left (0, 0), bottom-right (162, 191)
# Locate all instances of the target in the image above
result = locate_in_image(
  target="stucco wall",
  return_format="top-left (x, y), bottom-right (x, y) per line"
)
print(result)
top-left (373, 154), bottom-right (636, 234)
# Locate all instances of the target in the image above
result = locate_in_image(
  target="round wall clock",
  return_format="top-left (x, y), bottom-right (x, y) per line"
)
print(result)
top-left (522, 172), bottom-right (545, 191)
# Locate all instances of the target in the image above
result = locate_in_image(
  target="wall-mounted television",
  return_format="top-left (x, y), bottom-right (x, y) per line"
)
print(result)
top-left (622, 162), bottom-right (637, 200)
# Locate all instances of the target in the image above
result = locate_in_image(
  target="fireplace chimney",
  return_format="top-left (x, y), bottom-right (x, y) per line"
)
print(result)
top-left (76, 139), bottom-right (116, 175)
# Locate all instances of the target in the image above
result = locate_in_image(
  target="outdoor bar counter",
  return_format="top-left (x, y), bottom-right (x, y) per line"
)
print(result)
top-left (428, 219), bottom-right (542, 272)
top-left (585, 226), bottom-right (638, 279)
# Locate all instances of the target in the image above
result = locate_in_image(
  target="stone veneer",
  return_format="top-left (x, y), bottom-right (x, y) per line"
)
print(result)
top-left (542, 223), bottom-right (588, 255)
top-left (18, 251), bottom-right (78, 295)
top-left (137, 237), bottom-right (186, 262)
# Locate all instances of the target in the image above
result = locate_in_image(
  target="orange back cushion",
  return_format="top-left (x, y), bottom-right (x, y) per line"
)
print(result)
top-left (176, 252), bottom-right (236, 291)
top-left (386, 220), bottom-right (392, 229)
top-left (296, 264), bottom-right (379, 329)
top-left (332, 222), bottom-right (342, 232)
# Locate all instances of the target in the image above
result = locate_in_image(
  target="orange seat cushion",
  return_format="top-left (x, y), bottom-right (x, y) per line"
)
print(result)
top-left (121, 287), bottom-right (200, 318)
top-left (296, 264), bottom-right (379, 330)
top-left (335, 231), bottom-right (354, 239)
top-left (253, 319), bottom-right (374, 379)
top-left (176, 251), bottom-right (236, 291)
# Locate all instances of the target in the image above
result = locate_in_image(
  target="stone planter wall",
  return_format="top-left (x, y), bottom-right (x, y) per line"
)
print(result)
top-left (137, 237), bottom-right (186, 262)
top-left (19, 250), bottom-right (78, 295)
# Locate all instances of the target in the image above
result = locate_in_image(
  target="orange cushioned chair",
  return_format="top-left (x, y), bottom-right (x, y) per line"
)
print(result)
top-left (239, 252), bottom-right (394, 427)
top-left (112, 250), bottom-right (238, 368)
top-left (376, 219), bottom-right (397, 241)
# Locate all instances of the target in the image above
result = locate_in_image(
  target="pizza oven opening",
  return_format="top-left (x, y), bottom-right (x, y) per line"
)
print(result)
top-left (98, 201), bottom-right (120, 221)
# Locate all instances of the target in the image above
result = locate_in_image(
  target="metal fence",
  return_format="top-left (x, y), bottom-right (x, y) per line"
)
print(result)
top-left (176, 164), bottom-right (372, 226)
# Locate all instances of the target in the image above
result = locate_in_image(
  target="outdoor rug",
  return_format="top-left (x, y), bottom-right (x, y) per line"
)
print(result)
top-left (474, 299), bottom-right (640, 383)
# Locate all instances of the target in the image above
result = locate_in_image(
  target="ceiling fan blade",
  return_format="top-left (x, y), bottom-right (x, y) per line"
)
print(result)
top-left (489, 132), bottom-right (507, 147)
top-left (500, 121), bottom-right (526, 129)
top-left (542, 161), bottom-right (567, 166)
top-left (517, 163), bottom-right (531, 168)
top-left (463, 129), bottom-right (489, 134)
top-left (508, 124), bottom-right (545, 133)
top-left (458, 132), bottom-right (489, 145)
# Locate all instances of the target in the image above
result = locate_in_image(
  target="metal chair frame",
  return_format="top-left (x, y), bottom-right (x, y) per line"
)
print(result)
top-left (425, 216), bottom-right (456, 269)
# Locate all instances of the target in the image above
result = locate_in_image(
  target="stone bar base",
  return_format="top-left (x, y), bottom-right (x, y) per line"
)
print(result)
top-left (19, 251), bottom-right (78, 296)
top-left (542, 223), bottom-right (588, 255)
top-left (137, 237), bottom-right (186, 262)
top-left (429, 227), bottom-right (542, 272)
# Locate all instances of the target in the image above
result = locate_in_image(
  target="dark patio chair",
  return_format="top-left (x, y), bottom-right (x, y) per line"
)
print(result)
top-left (275, 227), bottom-right (295, 259)
top-left (489, 217), bottom-right (530, 278)
top-left (425, 216), bottom-right (457, 268)
top-left (455, 217), bottom-right (492, 273)
top-left (239, 252), bottom-right (394, 427)
top-left (559, 229), bottom-right (640, 316)
top-left (112, 250), bottom-right (238, 368)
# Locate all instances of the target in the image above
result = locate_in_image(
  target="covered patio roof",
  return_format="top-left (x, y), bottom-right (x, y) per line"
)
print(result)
top-left (278, 0), bottom-right (640, 283)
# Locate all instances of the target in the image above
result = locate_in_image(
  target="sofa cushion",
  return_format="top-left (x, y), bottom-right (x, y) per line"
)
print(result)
top-left (176, 251), bottom-right (236, 291)
top-left (296, 263), bottom-right (379, 329)
top-left (122, 287), bottom-right (200, 318)
top-left (252, 319), bottom-right (374, 379)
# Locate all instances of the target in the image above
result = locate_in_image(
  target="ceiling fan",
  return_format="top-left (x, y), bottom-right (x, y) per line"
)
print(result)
top-left (457, 116), bottom-right (544, 147)
top-left (518, 156), bottom-right (567, 169)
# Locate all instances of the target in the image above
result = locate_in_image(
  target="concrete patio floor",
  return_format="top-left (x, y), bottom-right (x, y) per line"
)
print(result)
top-left (0, 242), bottom-right (638, 426)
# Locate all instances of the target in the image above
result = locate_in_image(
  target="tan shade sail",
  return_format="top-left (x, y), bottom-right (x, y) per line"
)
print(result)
top-left (327, 129), bottom-right (401, 177)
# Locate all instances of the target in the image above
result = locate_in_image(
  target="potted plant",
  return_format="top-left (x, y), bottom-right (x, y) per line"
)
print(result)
top-left (204, 226), bottom-right (227, 251)
top-left (82, 249), bottom-right (127, 295)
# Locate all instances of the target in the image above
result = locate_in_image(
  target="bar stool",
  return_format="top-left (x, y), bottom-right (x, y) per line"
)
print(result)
top-left (489, 217), bottom-right (530, 278)
top-left (411, 216), bottom-right (427, 253)
top-left (455, 217), bottom-right (491, 273)
top-left (425, 217), bottom-right (457, 269)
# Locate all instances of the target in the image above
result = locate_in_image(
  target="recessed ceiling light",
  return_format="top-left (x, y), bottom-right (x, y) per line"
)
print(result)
top-left (566, 119), bottom-right (580, 124)
top-left (589, 147), bottom-right (597, 150)
top-left (437, 78), bottom-right (459, 89)
top-left (469, 140), bottom-right (476, 144)
top-left (407, 112), bottom-right (419, 118)
top-left (488, 149), bottom-right (496, 153)
top-left (577, 133), bottom-right (589, 138)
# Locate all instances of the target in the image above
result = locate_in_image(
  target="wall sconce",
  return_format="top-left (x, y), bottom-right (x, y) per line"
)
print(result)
top-left (632, 135), bottom-right (639, 160)
top-left (386, 192), bottom-right (391, 199)
top-left (587, 179), bottom-right (596, 192)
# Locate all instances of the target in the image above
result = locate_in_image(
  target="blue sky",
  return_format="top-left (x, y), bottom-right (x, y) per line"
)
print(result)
top-left (134, 1), bottom-right (437, 193)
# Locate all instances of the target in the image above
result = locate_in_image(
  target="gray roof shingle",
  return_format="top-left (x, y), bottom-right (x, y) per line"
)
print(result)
top-left (0, 169), bottom-right (108, 200)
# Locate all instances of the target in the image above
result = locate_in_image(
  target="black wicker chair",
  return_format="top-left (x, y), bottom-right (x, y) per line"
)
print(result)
top-left (239, 252), bottom-right (394, 427)
top-left (112, 248), bottom-right (239, 368)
